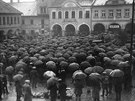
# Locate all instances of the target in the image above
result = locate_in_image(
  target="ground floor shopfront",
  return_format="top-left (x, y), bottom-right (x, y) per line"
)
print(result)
top-left (50, 20), bottom-right (135, 37)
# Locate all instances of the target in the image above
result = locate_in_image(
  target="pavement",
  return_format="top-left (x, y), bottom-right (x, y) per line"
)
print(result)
top-left (1, 77), bottom-right (135, 101)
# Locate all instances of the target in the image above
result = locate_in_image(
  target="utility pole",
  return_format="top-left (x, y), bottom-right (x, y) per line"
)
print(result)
top-left (131, 0), bottom-right (134, 87)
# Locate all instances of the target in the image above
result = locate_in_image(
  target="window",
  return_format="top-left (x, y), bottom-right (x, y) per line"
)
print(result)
top-left (52, 12), bottom-right (56, 19)
top-left (14, 17), bottom-right (16, 24)
top-left (94, 10), bottom-right (98, 18)
top-left (18, 17), bottom-right (20, 24)
top-left (116, 9), bottom-right (121, 18)
top-left (3, 17), bottom-right (6, 25)
top-left (22, 19), bottom-right (25, 24)
top-left (79, 11), bottom-right (83, 18)
top-left (65, 11), bottom-right (69, 19)
top-left (11, 17), bottom-right (13, 24)
top-left (72, 11), bottom-right (75, 18)
top-left (108, 10), bottom-right (114, 18)
top-left (31, 30), bottom-right (35, 34)
top-left (58, 11), bottom-right (62, 19)
top-left (85, 11), bottom-right (90, 18)
top-left (40, 7), bottom-right (46, 14)
top-left (22, 30), bottom-right (26, 34)
top-left (124, 9), bottom-right (130, 18)
top-left (30, 19), bottom-right (34, 25)
top-left (101, 10), bottom-right (106, 18)
top-left (0, 17), bottom-right (1, 25)
top-left (7, 17), bottom-right (9, 24)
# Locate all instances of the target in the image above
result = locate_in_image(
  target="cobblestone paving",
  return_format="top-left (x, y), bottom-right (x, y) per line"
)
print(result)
top-left (1, 77), bottom-right (135, 101)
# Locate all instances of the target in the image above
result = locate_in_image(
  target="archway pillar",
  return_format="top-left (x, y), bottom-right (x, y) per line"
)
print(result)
top-left (75, 30), bottom-right (79, 35)
top-left (62, 30), bottom-right (65, 36)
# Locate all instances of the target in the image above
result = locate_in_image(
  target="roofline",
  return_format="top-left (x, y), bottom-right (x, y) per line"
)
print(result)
top-left (93, 3), bottom-right (132, 7)
top-left (0, 13), bottom-right (22, 15)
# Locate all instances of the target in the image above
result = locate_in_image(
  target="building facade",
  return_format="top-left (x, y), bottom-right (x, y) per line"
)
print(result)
top-left (0, 0), bottom-right (22, 41)
top-left (48, 0), bottom-right (134, 36)
top-left (49, 0), bottom-right (95, 37)
top-left (92, 0), bottom-right (133, 34)
top-left (10, 0), bottom-right (49, 37)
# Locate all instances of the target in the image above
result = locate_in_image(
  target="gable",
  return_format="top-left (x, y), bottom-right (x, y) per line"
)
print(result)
top-left (62, 1), bottom-right (80, 8)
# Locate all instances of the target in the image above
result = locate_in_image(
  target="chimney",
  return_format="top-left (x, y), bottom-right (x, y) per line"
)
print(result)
top-left (10, 0), bottom-right (13, 3)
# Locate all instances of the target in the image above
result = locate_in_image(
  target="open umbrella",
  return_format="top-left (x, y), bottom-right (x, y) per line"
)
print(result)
top-left (84, 67), bottom-right (93, 75)
top-left (104, 69), bottom-right (113, 75)
top-left (60, 61), bottom-right (68, 70)
top-left (110, 69), bottom-right (124, 77)
top-left (72, 70), bottom-right (87, 79)
top-left (92, 66), bottom-right (104, 74)
top-left (118, 61), bottom-right (129, 69)
top-left (46, 61), bottom-right (56, 70)
top-left (47, 77), bottom-right (58, 89)
top-left (68, 63), bottom-right (79, 71)
top-left (80, 61), bottom-right (91, 70)
top-left (88, 73), bottom-right (101, 86)
top-left (13, 74), bottom-right (23, 81)
top-left (5, 66), bottom-right (14, 74)
top-left (112, 54), bottom-right (123, 60)
top-left (34, 60), bottom-right (43, 67)
top-left (115, 49), bottom-right (125, 55)
top-left (89, 73), bottom-right (101, 80)
top-left (43, 71), bottom-right (56, 79)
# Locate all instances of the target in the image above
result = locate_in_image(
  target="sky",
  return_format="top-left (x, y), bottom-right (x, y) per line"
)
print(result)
top-left (3, 0), bottom-right (35, 2)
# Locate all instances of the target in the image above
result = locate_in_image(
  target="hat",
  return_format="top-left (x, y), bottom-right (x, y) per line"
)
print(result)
top-left (25, 80), bottom-right (30, 84)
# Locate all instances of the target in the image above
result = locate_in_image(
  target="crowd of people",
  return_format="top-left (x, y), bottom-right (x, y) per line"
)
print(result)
top-left (0, 34), bottom-right (134, 101)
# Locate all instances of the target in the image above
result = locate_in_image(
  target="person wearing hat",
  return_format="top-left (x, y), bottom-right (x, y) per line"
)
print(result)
top-left (23, 80), bottom-right (32, 101)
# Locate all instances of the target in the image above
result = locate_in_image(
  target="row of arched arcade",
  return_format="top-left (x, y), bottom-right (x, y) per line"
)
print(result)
top-left (51, 24), bottom-right (90, 37)
top-left (51, 23), bottom-right (135, 37)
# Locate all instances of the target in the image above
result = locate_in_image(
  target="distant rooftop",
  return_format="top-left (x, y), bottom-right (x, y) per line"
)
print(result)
top-left (0, 0), bottom-right (22, 14)
top-left (93, 0), bottom-right (133, 6)
top-left (10, 1), bottom-right (37, 16)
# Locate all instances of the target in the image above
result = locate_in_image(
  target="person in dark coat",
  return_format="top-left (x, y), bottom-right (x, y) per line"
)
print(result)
top-left (0, 77), bottom-right (2, 100)
top-left (23, 80), bottom-right (32, 101)
top-left (2, 75), bottom-right (9, 96)
top-left (30, 67), bottom-right (38, 89)
top-left (101, 72), bottom-right (109, 97)
top-left (114, 83), bottom-right (122, 101)
top-left (48, 84), bottom-right (58, 101)
top-left (114, 77), bottom-right (123, 101)
top-left (15, 80), bottom-right (23, 101)
top-left (92, 84), bottom-right (101, 101)
top-left (58, 79), bottom-right (67, 101)
top-left (73, 79), bottom-right (84, 101)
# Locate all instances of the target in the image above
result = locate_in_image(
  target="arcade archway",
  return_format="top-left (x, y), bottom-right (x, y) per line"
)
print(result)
top-left (125, 23), bottom-right (135, 33)
top-left (0, 30), bottom-right (5, 42)
top-left (79, 24), bottom-right (90, 36)
top-left (52, 24), bottom-right (62, 37)
top-left (7, 29), bottom-right (13, 39)
top-left (108, 23), bottom-right (121, 34)
top-left (65, 24), bottom-right (75, 36)
top-left (94, 23), bottom-right (105, 34)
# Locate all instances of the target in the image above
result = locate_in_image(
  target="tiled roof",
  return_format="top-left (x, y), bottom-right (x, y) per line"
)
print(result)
top-left (93, 0), bottom-right (133, 6)
top-left (0, 0), bottom-right (22, 14)
top-left (10, 2), bottom-right (37, 16)
top-left (50, 0), bottom-right (95, 7)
